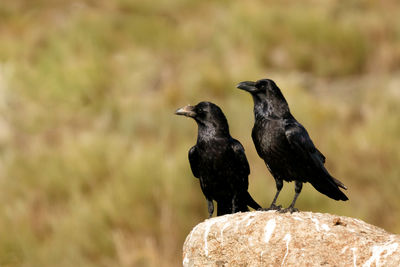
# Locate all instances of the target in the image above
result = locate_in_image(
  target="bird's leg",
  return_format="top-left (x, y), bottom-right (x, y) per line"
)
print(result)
top-left (207, 199), bottom-right (214, 218)
top-left (280, 181), bottom-right (302, 213)
top-left (262, 179), bottom-right (283, 211)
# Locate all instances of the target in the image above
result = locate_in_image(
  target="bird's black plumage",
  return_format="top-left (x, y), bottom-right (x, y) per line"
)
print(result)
top-left (237, 79), bottom-right (348, 213)
top-left (175, 101), bottom-right (261, 217)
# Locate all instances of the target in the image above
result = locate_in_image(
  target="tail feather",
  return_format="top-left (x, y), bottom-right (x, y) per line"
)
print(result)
top-left (332, 176), bottom-right (347, 190)
top-left (245, 191), bottom-right (262, 210)
top-left (311, 153), bottom-right (348, 192)
top-left (310, 175), bottom-right (348, 201)
top-left (216, 201), bottom-right (234, 216)
top-left (216, 192), bottom-right (261, 216)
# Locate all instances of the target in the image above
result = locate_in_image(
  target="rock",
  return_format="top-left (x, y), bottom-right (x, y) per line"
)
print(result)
top-left (183, 211), bottom-right (400, 266)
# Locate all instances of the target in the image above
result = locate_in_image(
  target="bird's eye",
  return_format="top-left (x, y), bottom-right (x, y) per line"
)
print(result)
top-left (256, 80), bottom-right (266, 88)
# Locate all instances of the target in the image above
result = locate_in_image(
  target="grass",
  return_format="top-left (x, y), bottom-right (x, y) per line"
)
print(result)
top-left (0, 0), bottom-right (400, 266)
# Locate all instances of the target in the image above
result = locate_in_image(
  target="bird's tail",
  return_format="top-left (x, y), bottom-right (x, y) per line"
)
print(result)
top-left (332, 176), bottom-right (347, 190)
top-left (233, 192), bottom-right (261, 213)
top-left (216, 201), bottom-right (235, 216)
top-left (216, 192), bottom-right (261, 216)
top-left (244, 191), bottom-right (262, 210)
top-left (310, 175), bottom-right (348, 201)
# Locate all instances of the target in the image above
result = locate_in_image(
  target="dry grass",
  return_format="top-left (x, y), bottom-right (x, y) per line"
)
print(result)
top-left (0, 0), bottom-right (399, 266)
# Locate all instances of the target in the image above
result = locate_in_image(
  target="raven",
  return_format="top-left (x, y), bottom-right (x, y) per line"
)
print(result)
top-left (237, 79), bottom-right (348, 213)
top-left (175, 101), bottom-right (261, 217)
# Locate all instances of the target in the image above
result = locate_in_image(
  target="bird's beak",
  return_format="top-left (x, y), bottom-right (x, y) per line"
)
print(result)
top-left (175, 105), bottom-right (196, 117)
top-left (236, 81), bottom-right (257, 93)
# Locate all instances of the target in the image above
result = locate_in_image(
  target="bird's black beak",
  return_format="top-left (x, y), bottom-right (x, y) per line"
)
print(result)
top-left (175, 105), bottom-right (196, 117)
top-left (236, 81), bottom-right (258, 93)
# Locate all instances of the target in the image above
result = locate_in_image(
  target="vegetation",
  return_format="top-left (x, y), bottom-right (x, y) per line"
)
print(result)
top-left (0, 0), bottom-right (399, 266)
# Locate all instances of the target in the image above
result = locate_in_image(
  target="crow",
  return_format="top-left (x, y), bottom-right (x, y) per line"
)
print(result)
top-left (175, 101), bottom-right (261, 217)
top-left (237, 79), bottom-right (348, 213)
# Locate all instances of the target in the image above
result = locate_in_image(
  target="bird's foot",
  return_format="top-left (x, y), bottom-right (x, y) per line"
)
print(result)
top-left (279, 207), bottom-right (299, 213)
top-left (269, 204), bottom-right (282, 211)
top-left (258, 204), bottom-right (282, 211)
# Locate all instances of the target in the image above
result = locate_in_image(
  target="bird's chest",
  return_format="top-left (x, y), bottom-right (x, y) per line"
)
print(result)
top-left (252, 120), bottom-right (287, 153)
top-left (197, 142), bottom-right (228, 175)
top-left (196, 142), bottom-right (235, 198)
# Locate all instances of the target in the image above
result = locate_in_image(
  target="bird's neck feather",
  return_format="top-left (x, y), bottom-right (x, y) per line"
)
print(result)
top-left (196, 122), bottom-right (230, 141)
top-left (253, 96), bottom-right (290, 120)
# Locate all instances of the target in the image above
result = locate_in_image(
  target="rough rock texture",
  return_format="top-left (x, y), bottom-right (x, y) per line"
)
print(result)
top-left (183, 211), bottom-right (400, 266)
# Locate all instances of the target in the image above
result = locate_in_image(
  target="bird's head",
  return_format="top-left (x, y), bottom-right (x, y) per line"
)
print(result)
top-left (236, 79), bottom-right (283, 100)
top-left (236, 78), bottom-right (289, 117)
top-left (175, 101), bottom-right (229, 136)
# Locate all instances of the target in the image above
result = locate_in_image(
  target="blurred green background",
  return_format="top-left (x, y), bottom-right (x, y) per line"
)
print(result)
top-left (0, 0), bottom-right (400, 266)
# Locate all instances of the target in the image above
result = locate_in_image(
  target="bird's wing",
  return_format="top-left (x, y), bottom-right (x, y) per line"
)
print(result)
top-left (316, 148), bottom-right (326, 163)
top-left (229, 139), bottom-right (250, 185)
top-left (284, 122), bottom-right (324, 168)
top-left (285, 121), bottom-right (348, 195)
top-left (188, 146), bottom-right (200, 178)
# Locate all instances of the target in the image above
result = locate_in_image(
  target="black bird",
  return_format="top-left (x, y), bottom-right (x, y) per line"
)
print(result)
top-left (237, 79), bottom-right (348, 213)
top-left (175, 101), bottom-right (261, 217)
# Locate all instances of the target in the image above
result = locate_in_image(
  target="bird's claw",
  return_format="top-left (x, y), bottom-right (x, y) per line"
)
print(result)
top-left (279, 207), bottom-right (299, 213)
top-left (257, 208), bottom-right (271, 211)
top-left (258, 204), bottom-right (282, 211)
top-left (269, 204), bottom-right (282, 211)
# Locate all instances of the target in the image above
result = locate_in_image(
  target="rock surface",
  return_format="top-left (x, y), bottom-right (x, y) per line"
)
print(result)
top-left (183, 211), bottom-right (400, 266)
